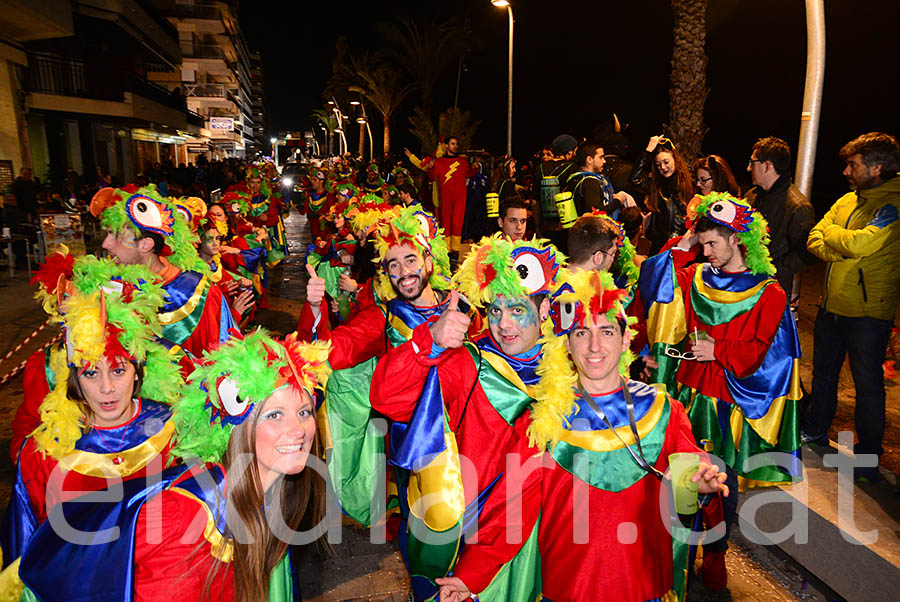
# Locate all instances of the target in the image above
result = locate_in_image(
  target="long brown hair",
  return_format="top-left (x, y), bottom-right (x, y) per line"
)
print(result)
top-left (646, 146), bottom-right (693, 212)
top-left (692, 155), bottom-right (740, 197)
top-left (222, 389), bottom-right (328, 602)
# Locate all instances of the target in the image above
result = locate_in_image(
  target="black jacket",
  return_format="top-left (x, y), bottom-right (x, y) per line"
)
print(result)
top-left (745, 174), bottom-right (817, 295)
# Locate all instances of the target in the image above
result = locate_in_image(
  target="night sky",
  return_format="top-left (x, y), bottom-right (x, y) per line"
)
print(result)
top-left (240, 0), bottom-right (900, 212)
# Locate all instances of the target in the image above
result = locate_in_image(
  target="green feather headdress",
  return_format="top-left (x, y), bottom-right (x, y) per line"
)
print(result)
top-left (453, 234), bottom-right (564, 308)
top-left (372, 206), bottom-right (451, 301)
top-left (30, 252), bottom-right (184, 459)
top-left (695, 192), bottom-right (775, 276)
top-left (171, 330), bottom-right (331, 463)
top-left (89, 185), bottom-right (207, 274)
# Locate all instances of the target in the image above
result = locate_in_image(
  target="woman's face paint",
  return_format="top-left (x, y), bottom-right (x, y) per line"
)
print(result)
top-left (487, 296), bottom-right (543, 356)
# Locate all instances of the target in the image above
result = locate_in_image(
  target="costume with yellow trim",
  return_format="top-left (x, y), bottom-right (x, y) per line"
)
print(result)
top-left (295, 206), bottom-right (467, 528)
top-left (16, 332), bottom-right (329, 601)
top-left (1, 252), bottom-right (184, 591)
top-left (370, 235), bottom-right (562, 601)
top-left (89, 186), bottom-right (239, 358)
top-left (636, 193), bottom-right (802, 486)
top-left (450, 269), bottom-right (709, 602)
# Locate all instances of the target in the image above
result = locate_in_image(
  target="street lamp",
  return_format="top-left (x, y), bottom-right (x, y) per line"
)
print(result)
top-left (491, 0), bottom-right (513, 157)
top-left (270, 137), bottom-right (278, 169)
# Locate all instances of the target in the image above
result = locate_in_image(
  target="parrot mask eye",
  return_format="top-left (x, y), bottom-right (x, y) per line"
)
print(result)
top-left (211, 375), bottom-right (254, 426)
top-left (124, 195), bottom-right (175, 236)
top-left (510, 246), bottom-right (559, 296)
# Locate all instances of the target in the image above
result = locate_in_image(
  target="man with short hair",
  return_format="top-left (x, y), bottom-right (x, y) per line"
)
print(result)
top-left (532, 134), bottom-right (579, 252)
top-left (437, 269), bottom-right (728, 602)
top-left (566, 212), bottom-right (621, 272)
top-left (427, 136), bottom-right (478, 254)
top-left (802, 132), bottom-right (900, 482)
top-left (12, 167), bottom-right (38, 222)
top-left (396, 183), bottom-right (422, 208)
top-left (566, 142), bottom-right (636, 217)
top-left (744, 137), bottom-right (815, 302)
top-left (371, 235), bottom-right (562, 601)
top-left (637, 193), bottom-right (802, 589)
top-left (497, 197), bottom-right (529, 241)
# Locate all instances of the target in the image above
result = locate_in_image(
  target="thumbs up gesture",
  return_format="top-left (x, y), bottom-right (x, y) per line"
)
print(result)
top-left (429, 290), bottom-right (471, 350)
top-left (306, 263), bottom-right (327, 312)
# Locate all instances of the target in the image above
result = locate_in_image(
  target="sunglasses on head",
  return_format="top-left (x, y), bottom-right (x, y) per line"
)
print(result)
top-left (657, 137), bottom-right (675, 151)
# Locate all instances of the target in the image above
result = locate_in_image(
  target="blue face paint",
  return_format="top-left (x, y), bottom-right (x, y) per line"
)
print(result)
top-left (487, 297), bottom-right (539, 328)
top-left (389, 266), bottom-right (423, 281)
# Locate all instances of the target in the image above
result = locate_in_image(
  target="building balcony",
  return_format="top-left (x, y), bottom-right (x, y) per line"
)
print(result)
top-left (184, 44), bottom-right (226, 60)
top-left (185, 83), bottom-right (226, 98)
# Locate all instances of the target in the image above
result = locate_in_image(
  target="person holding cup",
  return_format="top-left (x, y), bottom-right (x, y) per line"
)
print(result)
top-left (438, 269), bottom-right (728, 602)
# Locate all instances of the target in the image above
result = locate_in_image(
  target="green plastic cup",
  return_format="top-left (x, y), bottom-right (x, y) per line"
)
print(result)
top-left (669, 452), bottom-right (699, 514)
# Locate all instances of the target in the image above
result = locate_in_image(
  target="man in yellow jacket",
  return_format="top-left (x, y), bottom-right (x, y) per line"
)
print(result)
top-left (802, 132), bottom-right (900, 482)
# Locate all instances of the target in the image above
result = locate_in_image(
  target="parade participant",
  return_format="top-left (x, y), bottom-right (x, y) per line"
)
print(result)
top-left (496, 196), bottom-right (529, 241)
top-left (1, 252), bottom-right (184, 569)
top-left (391, 165), bottom-right (417, 196)
top-left (566, 142), bottom-right (636, 218)
top-left (427, 136), bottom-right (478, 254)
top-left (90, 186), bottom-right (240, 358)
top-left (197, 223), bottom-right (256, 326)
top-left (370, 234), bottom-right (563, 601)
top-left (308, 200), bottom-right (359, 322)
top-left (532, 134), bottom-right (578, 252)
top-left (567, 211), bottom-right (640, 303)
top-left (361, 163), bottom-right (385, 195)
top-left (438, 269), bottom-right (728, 602)
top-left (397, 183), bottom-right (423, 209)
top-left (300, 168), bottom-right (335, 241)
top-left (637, 192), bottom-right (802, 588)
top-left (16, 331), bottom-right (331, 601)
top-left (246, 163), bottom-right (288, 266)
top-left (297, 206), bottom-right (471, 527)
top-left (630, 136), bottom-right (694, 254)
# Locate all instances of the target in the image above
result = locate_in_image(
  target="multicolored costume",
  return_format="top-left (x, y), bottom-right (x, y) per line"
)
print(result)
top-left (637, 193), bottom-right (802, 488)
top-left (15, 331), bottom-right (330, 601)
top-left (297, 206), bottom-right (463, 527)
top-left (370, 234), bottom-right (563, 601)
top-left (1, 253), bottom-right (184, 595)
top-left (244, 162), bottom-right (288, 266)
top-left (90, 186), bottom-right (239, 359)
top-left (449, 269), bottom-right (712, 602)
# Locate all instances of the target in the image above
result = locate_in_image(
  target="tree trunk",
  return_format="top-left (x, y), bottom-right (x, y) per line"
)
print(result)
top-left (383, 116), bottom-right (391, 156)
top-left (358, 122), bottom-right (365, 158)
top-left (668, 0), bottom-right (709, 164)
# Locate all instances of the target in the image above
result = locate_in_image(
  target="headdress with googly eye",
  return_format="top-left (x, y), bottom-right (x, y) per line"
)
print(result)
top-left (30, 251), bottom-right (185, 459)
top-left (174, 196), bottom-right (207, 234)
top-left (527, 268), bottom-right (637, 453)
top-left (695, 192), bottom-right (775, 276)
top-left (453, 234), bottom-right (564, 308)
top-left (89, 185), bottom-right (207, 273)
top-left (171, 329), bottom-right (331, 463)
top-left (372, 205), bottom-right (451, 302)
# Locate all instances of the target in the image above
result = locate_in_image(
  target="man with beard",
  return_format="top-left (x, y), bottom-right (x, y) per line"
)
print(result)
top-left (369, 234), bottom-right (562, 601)
top-left (802, 132), bottom-right (900, 483)
top-left (360, 163), bottom-right (385, 195)
top-left (295, 205), bottom-right (480, 526)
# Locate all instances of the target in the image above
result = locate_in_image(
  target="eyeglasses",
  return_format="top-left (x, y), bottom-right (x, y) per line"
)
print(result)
top-left (664, 346), bottom-right (695, 361)
top-left (696, 176), bottom-right (713, 184)
top-left (748, 158), bottom-right (766, 165)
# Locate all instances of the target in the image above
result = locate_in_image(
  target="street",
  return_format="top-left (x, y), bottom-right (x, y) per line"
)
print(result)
top-left (2, 209), bottom-right (897, 600)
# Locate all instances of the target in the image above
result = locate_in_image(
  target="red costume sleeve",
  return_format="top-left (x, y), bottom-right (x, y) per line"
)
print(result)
top-left (712, 284), bottom-right (786, 378)
top-left (265, 196), bottom-right (282, 227)
top-left (180, 283), bottom-right (235, 358)
top-left (294, 302), bottom-right (387, 370)
top-left (11, 350), bottom-right (49, 463)
top-left (134, 490), bottom-right (234, 601)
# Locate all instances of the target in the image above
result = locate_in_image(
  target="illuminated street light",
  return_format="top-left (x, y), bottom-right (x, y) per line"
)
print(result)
top-left (270, 137), bottom-right (276, 144)
top-left (491, 0), bottom-right (514, 156)
top-left (286, 133), bottom-right (292, 139)
top-left (356, 117), bottom-right (367, 124)
top-left (350, 100), bottom-right (360, 106)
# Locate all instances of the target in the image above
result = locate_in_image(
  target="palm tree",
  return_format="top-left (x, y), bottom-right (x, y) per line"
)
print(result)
top-left (345, 51), bottom-right (414, 155)
top-left (667, 0), bottom-right (709, 163)
top-left (379, 17), bottom-right (468, 119)
top-left (310, 108), bottom-right (337, 155)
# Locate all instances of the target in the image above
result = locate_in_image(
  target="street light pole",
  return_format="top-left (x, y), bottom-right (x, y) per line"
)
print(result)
top-left (795, 0), bottom-right (825, 199)
top-left (491, 0), bottom-right (514, 157)
top-left (270, 137), bottom-right (278, 169)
